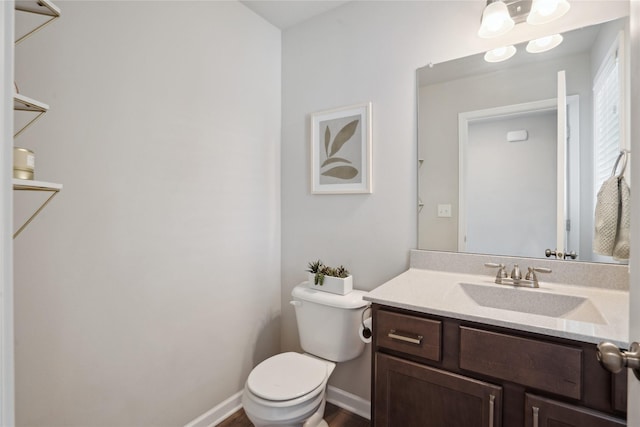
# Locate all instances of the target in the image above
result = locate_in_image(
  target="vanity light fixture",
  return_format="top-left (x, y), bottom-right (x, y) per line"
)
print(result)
top-left (478, 0), bottom-right (570, 38)
top-left (484, 45), bottom-right (517, 62)
top-left (527, 0), bottom-right (570, 25)
top-left (526, 33), bottom-right (563, 53)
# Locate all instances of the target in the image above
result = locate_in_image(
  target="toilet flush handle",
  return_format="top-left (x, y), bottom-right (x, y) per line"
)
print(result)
top-left (290, 300), bottom-right (302, 307)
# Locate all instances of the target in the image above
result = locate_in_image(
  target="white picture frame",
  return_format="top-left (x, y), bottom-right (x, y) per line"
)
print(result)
top-left (310, 102), bottom-right (372, 194)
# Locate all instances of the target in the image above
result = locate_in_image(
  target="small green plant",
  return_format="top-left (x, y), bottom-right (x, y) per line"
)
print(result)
top-left (306, 260), bottom-right (350, 286)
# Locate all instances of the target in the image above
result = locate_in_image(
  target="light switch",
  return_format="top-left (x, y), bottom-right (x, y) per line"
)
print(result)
top-left (437, 204), bottom-right (452, 218)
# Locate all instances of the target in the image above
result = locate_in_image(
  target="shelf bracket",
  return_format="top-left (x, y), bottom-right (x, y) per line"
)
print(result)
top-left (14, 94), bottom-right (49, 138)
top-left (15, 0), bottom-right (61, 45)
top-left (15, 15), bottom-right (59, 44)
top-left (14, 110), bottom-right (46, 138)
top-left (13, 185), bottom-right (61, 239)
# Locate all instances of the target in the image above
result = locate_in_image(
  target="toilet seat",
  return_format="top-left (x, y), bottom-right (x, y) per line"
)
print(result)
top-left (247, 352), bottom-right (328, 401)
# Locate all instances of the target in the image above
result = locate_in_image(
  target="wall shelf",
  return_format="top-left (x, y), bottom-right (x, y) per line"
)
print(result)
top-left (13, 179), bottom-right (62, 239)
top-left (13, 93), bottom-right (49, 137)
top-left (13, 1), bottom-right (62, 239)
top-left (14, 0), bottom-right (61, 44)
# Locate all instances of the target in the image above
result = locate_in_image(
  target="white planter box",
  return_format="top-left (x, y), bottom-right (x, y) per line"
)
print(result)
top-left (307, 273), bottom-right (353, 295)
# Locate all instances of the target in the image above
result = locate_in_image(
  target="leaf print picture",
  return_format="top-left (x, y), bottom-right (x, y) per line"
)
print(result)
top-left (310, 103), bottom-right (372, 194)
top-left (321, 117), bottom-right (360, 181)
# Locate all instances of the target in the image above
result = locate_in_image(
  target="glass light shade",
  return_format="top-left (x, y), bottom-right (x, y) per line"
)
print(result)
top-left (478, 1), bottom-right (515, 38)
top-left (527, 0), bottom-right (570, 25)
top-left (484, 45), bottom-right (517, 62)
top-left (526, 34), bottom-right (564, 53)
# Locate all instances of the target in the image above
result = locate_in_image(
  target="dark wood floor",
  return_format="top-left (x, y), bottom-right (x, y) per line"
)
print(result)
top-left (217, 402), bottom-right (370, 427)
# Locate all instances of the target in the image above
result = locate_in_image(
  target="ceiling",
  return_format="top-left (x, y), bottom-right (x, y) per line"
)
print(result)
top-left (240, 1), bottom-right (351, 29)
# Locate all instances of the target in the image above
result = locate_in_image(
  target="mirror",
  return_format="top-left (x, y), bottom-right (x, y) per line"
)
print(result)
top-left (417, 17), bottom-right (629, 263)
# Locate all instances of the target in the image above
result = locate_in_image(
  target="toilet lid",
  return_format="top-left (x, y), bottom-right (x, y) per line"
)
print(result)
top-left (247, 352), bottom-right (327, 401)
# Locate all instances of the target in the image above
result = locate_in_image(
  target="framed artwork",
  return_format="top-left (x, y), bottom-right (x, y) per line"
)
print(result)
top-left (310, 102), bottom-right (372, 194)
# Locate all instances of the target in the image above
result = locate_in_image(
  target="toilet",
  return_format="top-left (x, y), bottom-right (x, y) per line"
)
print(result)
top-left (241, 282), bottom-right (369, 427)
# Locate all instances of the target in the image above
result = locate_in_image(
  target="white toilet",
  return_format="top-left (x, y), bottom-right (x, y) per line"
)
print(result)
top-left (241, 282), bottom-right (369, 427)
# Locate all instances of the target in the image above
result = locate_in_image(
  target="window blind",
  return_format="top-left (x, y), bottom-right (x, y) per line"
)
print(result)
top-left (593, 42), bottom-right (621, 196)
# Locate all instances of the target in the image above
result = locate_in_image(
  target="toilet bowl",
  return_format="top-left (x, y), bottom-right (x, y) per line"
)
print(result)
top-left (241, 352), bottom-right (336, 427)
top-left (242, 283), bottom-right (369, 427)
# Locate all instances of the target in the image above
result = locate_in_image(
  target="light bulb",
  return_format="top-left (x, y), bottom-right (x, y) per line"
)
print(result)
top-left (484, 45), bottom-right (517, 62)
top-left (478, 1), bottom-right (515, 38)
top-left (527, 0), bottom-right (570, 25)
top-left (526, 34), bottom-right (563, 53)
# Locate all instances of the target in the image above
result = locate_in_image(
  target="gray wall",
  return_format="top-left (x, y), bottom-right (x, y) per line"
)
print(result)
top-left (13, 2), bottom-right (281, 425)
top-left (281, 0), bottom-right (629, 402)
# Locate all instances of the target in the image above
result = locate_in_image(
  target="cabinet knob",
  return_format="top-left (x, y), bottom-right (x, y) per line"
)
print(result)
top-left (597, 341), bottom-right (640, 380)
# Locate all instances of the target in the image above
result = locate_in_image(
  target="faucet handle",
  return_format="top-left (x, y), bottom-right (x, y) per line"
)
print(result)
top-left (484, 263), bottom-right (506, 275)
top-left (526, 267), bottom-right (552, 287)
top-left (484, 263), bottom-right (507, 283)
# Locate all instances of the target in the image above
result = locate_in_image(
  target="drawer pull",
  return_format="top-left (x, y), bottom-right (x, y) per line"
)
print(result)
top-left (532, 406), bottom-right (539, 427)
top-left (489, 394), bottom-right (495, 426)
top-left (388, 329), bottom-right (423, 345)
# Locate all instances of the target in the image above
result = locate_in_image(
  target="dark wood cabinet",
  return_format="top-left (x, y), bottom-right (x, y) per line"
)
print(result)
top-left (375, 353), bottom-right (502, 427)
top-left (372, 304), bottom-right (627, 427)
top-left (524, 394), bottom-right (626, 427)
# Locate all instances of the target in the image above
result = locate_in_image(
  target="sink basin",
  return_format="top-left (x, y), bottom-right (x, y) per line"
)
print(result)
top-left (457, 282), bottom-right (607, 324)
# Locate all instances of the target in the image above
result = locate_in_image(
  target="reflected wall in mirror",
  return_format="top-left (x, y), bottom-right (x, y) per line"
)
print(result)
top-left (417, 17), bottom-right (630, 264)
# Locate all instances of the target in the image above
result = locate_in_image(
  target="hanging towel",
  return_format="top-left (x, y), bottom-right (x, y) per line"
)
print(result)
top-left (613, 176), bottom-right (630, 260)
top-left (593, 175), bottom-right (619, 256)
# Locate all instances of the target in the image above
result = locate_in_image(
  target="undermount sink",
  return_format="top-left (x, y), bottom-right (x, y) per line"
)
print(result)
top-left (457, 282), bottom-right (607, 324)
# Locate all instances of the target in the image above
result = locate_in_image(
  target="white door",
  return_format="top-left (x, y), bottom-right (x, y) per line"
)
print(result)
top-left (628, 2), bottom-right (639, 424)
top-left (0, 1), bottom-right (15, 426)
top-left (556, 71), bottom-right (567, 257)
top-left (464, 111), bottom-right (557, 258)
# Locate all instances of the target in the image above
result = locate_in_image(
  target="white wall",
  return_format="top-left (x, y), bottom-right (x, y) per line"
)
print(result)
top-left (13, 1), bottom-right (281, 425)
top-left (281, 0), bottom-right (630, 402)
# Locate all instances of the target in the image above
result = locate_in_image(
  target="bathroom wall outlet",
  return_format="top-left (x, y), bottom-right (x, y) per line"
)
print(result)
top-left (437, 204), bottom-right (452, 218)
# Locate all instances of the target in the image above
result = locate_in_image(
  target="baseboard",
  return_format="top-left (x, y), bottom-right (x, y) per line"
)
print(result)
top-left (185, 385), bottom-right (371, 426)
top-left (326, 385), bottom-right (371, 420)
top-left (183, 390), bottom-right (243, 427)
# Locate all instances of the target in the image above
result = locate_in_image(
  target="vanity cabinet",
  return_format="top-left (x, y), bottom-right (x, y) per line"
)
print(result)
top-left (372, 305), bottom-right (627, 427)
top-left (524, 394), bottom-right (625, 427)
top-left (376, 353), bottom-right (502, 426)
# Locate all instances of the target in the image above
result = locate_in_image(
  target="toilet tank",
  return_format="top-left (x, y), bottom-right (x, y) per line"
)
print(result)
top-left (291, 283), bottom-right (369, 362)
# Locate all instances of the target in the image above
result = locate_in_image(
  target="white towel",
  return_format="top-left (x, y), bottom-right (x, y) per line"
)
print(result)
top-left (593, 176), bottom-right (619, 256)
top-left (613, 176), bottom-right (630, 260)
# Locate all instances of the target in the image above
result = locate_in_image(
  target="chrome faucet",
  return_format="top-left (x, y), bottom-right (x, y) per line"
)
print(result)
top-left (484, 263), bottom-right (551, 288)
top-left (484, 263), bottom-right (507, 283)
top-left (510, 264), bottom-right (522, 284)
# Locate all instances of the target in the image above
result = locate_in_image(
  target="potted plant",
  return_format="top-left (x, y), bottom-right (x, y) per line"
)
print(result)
top-left (306, 260), bottom-right (353, 295)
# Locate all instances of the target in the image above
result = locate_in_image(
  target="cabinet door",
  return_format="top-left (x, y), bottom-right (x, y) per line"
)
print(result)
top-left (525, 394), bottom-right (626, 427)
top-left (375, 353), bottom-right (502, 427)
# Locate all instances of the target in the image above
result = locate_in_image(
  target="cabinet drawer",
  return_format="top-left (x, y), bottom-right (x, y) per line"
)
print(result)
top-left (460, 327), bottom-right (582, 399)
top-left (376, 310), bottom-right (441, 361)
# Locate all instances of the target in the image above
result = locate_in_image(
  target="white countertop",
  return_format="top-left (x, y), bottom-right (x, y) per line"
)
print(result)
top-left (364, 268), bottom-right (629, 348)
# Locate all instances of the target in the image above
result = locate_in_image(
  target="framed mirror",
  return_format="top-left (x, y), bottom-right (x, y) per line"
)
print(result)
top-left (417, 17), bottom-right (630, 263)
